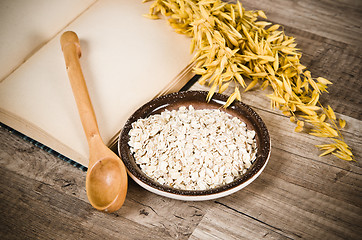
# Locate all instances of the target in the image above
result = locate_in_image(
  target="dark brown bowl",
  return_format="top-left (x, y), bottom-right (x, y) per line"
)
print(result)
top-left (118, 90), bottom-right (270, 200)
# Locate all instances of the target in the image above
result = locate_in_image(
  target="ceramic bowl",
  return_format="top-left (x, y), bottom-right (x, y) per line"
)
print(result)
top-left (118, 90), bottom-right (270, 201)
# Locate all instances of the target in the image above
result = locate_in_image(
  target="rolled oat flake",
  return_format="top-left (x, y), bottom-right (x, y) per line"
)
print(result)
top-left (128, 105), bottom-right (257, 190)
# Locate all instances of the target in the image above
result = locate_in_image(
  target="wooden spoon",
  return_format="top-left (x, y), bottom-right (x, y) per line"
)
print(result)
top-left (60, 31), bottom-right (127, 212)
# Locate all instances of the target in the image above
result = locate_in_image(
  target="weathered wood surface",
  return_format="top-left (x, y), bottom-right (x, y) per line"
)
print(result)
top-left (0, 0), bottom-right (361, 239)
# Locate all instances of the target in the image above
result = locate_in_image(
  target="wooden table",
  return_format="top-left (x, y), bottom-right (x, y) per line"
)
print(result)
top-left (1, 1), bottom-right (361, 239)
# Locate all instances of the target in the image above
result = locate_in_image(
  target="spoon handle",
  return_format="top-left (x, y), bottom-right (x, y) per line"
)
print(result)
top-left (60, 31), bottom-right (101, 146)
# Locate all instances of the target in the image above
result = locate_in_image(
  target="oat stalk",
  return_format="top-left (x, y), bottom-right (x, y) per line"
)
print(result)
top-left (143, 0), bottom-right (354, 161)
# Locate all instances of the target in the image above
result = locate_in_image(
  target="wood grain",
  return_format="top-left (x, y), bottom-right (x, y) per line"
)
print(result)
top-left (242, 0), bottom-right (362, 46)
top-left (0, 0), bottom-right (361, 239)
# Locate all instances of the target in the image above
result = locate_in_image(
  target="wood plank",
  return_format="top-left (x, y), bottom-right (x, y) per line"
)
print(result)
top-left (189, 145), bottom-right (362, 239)
top-left (191, 173), bottom-right (362, 239)
top-left (190, 202), bottom-right (293, 240)
top-left (0, 126), bottom-right (207, 239)
top-left (216, 174), bottom-right (361, 239)
top-left (242, 0), bottom-right (362, 46)
top-left (116, 181), bottom-right (209, 239)
top-left (0, 166), bottom-right (172, 240)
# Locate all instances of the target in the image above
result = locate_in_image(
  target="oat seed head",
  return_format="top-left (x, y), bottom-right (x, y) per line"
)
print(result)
top-left (144, 0), bottom-right (353, 161)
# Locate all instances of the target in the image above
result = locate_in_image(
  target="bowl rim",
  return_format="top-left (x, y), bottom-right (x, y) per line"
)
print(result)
top-left (118, 90), bottom-right (271, 198)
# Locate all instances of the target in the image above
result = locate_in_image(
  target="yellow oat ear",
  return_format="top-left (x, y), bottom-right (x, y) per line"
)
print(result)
top-left (339, 119), bottom-right (346, 129)
top-left (244, 79), bottom-right (258, 92)
top-left (223, 92), bottom-right (237, 108)
top-left (144, 0), bottom-right (353, 161)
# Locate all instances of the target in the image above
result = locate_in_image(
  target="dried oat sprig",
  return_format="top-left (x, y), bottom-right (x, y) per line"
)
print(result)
top-left (143, 0), bottom-right (354, 161)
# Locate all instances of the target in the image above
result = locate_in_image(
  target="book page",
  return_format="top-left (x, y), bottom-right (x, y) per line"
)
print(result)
top-left (0, 0), bottom-right (96, 82)
top-left (0, 0), bottom-right (192, 166)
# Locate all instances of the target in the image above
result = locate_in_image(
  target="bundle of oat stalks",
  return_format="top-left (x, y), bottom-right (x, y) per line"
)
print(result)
top-left (143, 0), bottom-right (354, 161)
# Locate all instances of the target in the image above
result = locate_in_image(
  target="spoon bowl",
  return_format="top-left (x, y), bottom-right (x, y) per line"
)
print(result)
top-left (86, 156), bottom-right (127, 212)
top-left (61, 31), bottom-right (127, 212)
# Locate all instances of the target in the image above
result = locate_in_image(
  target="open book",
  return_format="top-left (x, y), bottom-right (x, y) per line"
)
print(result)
top-left (0, 0), bottom-right (194, 167)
